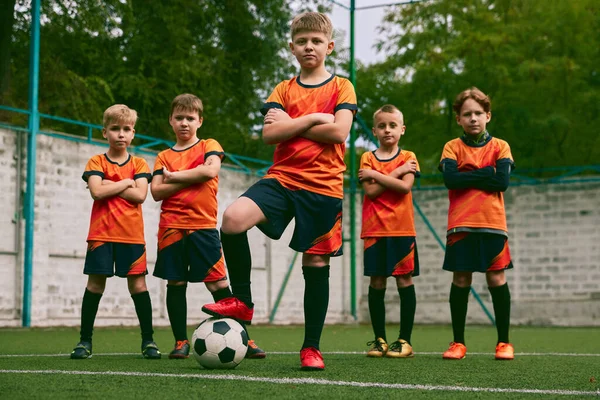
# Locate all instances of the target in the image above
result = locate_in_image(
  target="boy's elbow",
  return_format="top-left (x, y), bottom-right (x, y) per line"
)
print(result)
top-left (364, 189), bottom-right (379, 200)
top-left (150, 190), bottom-right (162, 202)
top-left (206, 168), bottom-right (219, 180)
top-left (442, 177), bottom-right (460, 190)
top-left (262, 126), bottom-right (275, 144)
top-left (262, 133), bottom-right (276, 145)
top-left (330, 128), bottom-right (348, 144)
top-left (133, 193), bottom-right (147, 204)
top-left (89, 190), bottom-right (104, 201)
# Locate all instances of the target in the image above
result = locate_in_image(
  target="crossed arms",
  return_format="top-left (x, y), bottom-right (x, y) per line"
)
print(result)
top-left (150, 154), bottom-right (222, 201)
top-left (440, 159), bottom-right (512, 192)
top-left (359, 160), bottom-right (418, 200)
top-left (262, 108), bottom-right (354, 145)
top-left (87, 175), bottom-right (148, 204)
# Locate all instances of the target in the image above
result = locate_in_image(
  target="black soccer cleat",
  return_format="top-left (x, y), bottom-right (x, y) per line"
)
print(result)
top-left (70, 341), bottom-right (92, 359)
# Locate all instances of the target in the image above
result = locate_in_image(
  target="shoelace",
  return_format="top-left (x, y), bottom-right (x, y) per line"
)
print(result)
top-left (248, 340), bottom-right (258, 349)
top-left (389, 341), bottom-right (402, 351)
top-left (174, 340), bottom-right (188, 350)
top-left (366, 340), bottom-right (384, 351)
top-left (303, 348), bottom-right (322, 360)
top-left (448, 342), bottom-right (464, 352)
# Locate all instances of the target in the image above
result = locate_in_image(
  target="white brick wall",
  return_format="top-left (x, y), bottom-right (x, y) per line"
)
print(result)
top-left (1, 127), bottom-right (599, 327)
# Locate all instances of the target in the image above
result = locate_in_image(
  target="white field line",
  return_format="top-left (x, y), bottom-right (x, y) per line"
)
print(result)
top-left (0, 369), bottom-right (598, 397)
top-left (1, 351), bottom-right (600, 358)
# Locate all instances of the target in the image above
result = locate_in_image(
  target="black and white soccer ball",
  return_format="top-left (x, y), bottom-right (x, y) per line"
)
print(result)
top-left (192, 317), bottom-right (248, 369)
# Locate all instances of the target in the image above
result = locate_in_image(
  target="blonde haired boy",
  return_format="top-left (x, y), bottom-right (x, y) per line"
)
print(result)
top-left (359, 105), bottom-right (420, 359)
top-left (71, 104), bottom-right (160, 360)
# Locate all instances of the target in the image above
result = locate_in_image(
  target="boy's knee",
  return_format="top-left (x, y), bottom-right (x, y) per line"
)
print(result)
top-left (86, 275), bottom-right (106, 293)
top-left (369, 276), bottom-right (387, 290)
top-left (302, 253), bottom-right (330, 267)
top-left (221, 208), bottom-right (246, 235)
top-left (452, 272), bottom-right (472, 287)
top-left (486, 270), bottom-right (506, 287)
top-left (127, 275), bottom-right (148, 294)
top-left (395, 274), bottom-right (413, 288)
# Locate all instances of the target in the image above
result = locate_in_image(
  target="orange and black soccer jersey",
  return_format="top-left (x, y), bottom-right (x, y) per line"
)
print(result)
top-left (82, 154), bottom-right (151, 244)
top-left (260, 75), bottom-right (358, 199)
top-left (439, 136), bottom-right (514, 232)
top-left (153, 139), bottom-right (224, 230)
top-left (360, 149), bottom-right (420, 238)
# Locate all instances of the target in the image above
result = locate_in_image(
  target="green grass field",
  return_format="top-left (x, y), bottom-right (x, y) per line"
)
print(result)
top-left (0, 324), bottom-right (598, 399)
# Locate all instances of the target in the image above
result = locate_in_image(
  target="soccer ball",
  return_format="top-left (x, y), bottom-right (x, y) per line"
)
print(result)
top-left (191, 317), bottom-right (248, 369)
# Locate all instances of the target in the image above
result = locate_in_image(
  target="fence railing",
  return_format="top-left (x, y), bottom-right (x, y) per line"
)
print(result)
top-left (3, 104), bottom-right (600, 185)
top-left (0, 105), bottom-right (271, 176)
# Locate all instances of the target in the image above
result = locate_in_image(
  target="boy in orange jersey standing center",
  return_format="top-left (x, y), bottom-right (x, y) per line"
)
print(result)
top-left (71, 104), bottom-right (160, 360)
top-left (202, 12), bottom-right (357, 371)
top-left (358, 105), bottom-right (420, 359)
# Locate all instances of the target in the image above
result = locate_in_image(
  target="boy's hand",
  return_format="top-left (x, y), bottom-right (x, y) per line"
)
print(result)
top-left (313, 113), bottom-right (335, 124)
top-left (358, 168), bottom-right (380, 182)
top-left (264, 109), bottom-right (291, 125)
top-left (123, 178), bottom-right (135, 188)
top-left (162, 167), bottom-right (176, 183)
top-left (396, 160), bottom-right (417, 176)
top-left (101, 178), bottom-right (135, 188)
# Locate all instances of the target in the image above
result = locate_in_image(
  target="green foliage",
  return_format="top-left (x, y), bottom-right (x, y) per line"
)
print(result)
top-left (4, 0), bottom-right (331, 160)
top-left (357, 0), bottom-right (600, 173)
top-left (5, 0), bottom-right (599, 170)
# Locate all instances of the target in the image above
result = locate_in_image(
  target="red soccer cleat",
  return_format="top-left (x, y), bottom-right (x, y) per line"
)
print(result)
top-left (300, 347), bottom-right (325, 371)
top-left (442, 342), bottom-right (467, 360)
top-left (202, 297), bottom-right (254, 324)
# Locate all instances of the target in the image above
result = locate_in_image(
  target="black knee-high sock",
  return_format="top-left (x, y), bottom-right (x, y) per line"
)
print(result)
top-left (220, 230), bottom-right (253, 307)
top-left (166, 285), bottom-right (188, 341)
top-left (79, 289), bottom-right (102, 342)
top-left (302, 265), bottom-right (330, 350)
top-left (131, 291), bottom-right (154, 343)
top-left (398, 285), bottom-right (416, 345)
top-left (449, 284), bottom-right (470, 344)
top-left (489, 283), bottom-right (511, 344)
top-left (211, 287), bottom-right (232, 302)
top-left (368, 286), bottom-right (386, 341)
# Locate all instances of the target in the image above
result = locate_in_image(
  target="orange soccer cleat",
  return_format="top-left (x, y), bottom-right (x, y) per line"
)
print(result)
top-left (442, 342), bottom-right (467, 360)
top-left (495, 342), bottom-right (515, 360)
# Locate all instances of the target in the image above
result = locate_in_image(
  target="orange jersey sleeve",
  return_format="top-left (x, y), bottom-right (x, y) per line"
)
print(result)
top-left (153, 139), bottom-right (224, 229)
top-left (360, 150), bottom-right (420, 238)
top-left (440, 137), bottom-right (514, 232)
top-left (83, 154), bottom-right (150, 244)
top-left (261, 75), bottom-right (358, 199)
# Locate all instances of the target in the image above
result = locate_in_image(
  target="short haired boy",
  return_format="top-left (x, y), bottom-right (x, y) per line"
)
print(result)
top-left (439, 87), bottom-right (515, 360)
top-left (150, 94), bottom-right (264, 359)
top-left (202, 12), bottom-right (357, 370)
top-left (358, 105), bottom-right (420, 359)
top-left (71, 104), bottom-right (160, 360)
